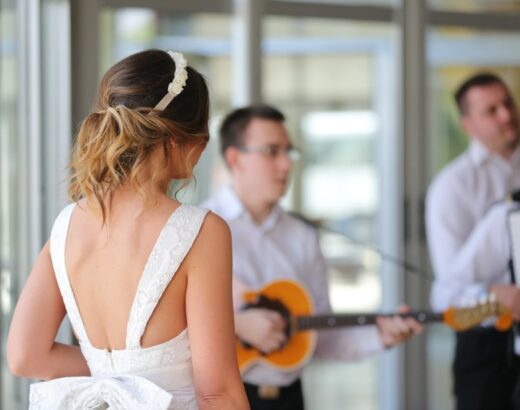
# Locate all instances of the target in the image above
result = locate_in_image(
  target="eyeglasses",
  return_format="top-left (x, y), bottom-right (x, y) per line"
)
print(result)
top-left (237, 144), bottom-right (302, 161)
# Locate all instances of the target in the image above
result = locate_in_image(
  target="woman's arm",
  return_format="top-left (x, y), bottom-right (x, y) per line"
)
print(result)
top-left (186, 213), bottom-right (249, 410)
top-left (7, 241), bottom-right (90, 380)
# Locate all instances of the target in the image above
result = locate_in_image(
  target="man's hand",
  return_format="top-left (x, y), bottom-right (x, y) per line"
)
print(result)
top-left (235, 308), bottom-right (287, 354)
top-left (376, 305), bottom-right (423, 348)
top-left (490, 284), bottom-right (520, 320)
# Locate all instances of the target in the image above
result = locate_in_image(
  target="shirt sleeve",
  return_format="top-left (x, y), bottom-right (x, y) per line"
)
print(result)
top-left (426, 176), bottom-right (512, 311)
top-left (303, 227), bottom-right (384, 361)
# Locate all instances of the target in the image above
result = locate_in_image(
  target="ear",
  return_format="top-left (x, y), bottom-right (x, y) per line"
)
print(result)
top-left (224, 147), bottom-right (240, 170)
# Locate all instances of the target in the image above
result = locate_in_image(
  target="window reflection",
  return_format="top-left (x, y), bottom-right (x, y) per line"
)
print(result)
top-left (429, 0), bottom-right (520, 12)
top-left (264, 16), bottom-right (395, 410)
top-left (274, 0), bottom-right (394, 6)
top-left (1, 2), bottom-right (20, 409)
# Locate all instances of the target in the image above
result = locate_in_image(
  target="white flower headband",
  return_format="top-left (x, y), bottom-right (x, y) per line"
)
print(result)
top-left (154, 51), bottom-right (188, 111)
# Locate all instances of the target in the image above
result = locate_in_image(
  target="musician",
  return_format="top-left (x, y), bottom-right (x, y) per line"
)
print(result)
top-left (202, 105), bottom-right (423, 410)
top-left (426, 73), bottom-right (520, 410)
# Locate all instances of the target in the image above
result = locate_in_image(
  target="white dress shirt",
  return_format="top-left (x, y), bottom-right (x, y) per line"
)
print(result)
top-left (202, 186), bottom-right (382, 387)
top-left (426, 140), bottom-right (520, 312)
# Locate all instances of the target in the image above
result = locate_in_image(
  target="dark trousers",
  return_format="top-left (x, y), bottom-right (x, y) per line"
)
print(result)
top-left (454, 328), bottom-right (520, 410)
top-left (244, 379), bottom-right (304, 410)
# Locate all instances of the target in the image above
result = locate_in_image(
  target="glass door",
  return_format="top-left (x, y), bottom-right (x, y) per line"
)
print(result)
top-left (263, 16), bottom-right (397, 409)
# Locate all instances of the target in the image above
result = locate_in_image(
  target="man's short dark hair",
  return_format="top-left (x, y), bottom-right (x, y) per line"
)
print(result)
top-left (455, 73), bottom-right (506, 116)
top-left (219, 105), bottom-right (285, 157)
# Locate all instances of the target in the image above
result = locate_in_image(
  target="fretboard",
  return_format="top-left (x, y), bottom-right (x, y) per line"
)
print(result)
top-left (295, 312), bottom-right (443, 331)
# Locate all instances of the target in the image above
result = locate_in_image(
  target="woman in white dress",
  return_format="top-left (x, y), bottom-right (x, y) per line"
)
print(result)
top-left (7, 49), bottom-right (249, 410)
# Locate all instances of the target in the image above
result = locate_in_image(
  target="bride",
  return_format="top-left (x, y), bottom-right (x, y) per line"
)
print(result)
top-left (7, 49), bottom-right (249, 410)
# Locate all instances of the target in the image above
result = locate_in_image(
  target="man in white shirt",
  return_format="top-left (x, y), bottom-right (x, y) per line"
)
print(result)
top-left (426, 73), bottom-right (520, 410)
top-left (202, 105), bottom-right (422, 410)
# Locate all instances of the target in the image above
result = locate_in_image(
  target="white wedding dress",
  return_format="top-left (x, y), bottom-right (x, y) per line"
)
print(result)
top-left (29, 203), bottom-right (209, 410)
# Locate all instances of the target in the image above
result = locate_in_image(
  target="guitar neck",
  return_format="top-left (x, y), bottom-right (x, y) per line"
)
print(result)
top-left (296, 311), bottom-right (443, 331)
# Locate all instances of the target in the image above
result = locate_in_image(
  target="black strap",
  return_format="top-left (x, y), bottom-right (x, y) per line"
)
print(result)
top-left (507, 257), bottom-right (520, 361)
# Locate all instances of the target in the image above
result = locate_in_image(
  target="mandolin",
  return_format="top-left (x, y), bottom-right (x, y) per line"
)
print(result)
top-left (236, 279), bottom-right (512, 373)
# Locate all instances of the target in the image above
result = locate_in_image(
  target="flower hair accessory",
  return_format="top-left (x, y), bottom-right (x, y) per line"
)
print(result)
top-left (154, 51), bottom-right (188, 111)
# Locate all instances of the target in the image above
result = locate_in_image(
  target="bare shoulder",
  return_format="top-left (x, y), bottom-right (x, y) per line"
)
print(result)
top-left (198, 211), bottom-right (231, 241)
top-left (185, 211), bottom-right (231, 278)
top-left (187, 211), bottom-right (231, 263)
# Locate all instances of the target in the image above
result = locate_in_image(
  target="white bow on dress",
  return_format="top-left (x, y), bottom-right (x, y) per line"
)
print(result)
top-left (29, 374), bottom-right (173, 410)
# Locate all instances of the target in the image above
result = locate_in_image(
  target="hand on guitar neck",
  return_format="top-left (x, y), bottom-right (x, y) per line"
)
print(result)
top-left (234, 303), bottom-right (423, 354)
top-left (376, 305), bottom-right (423, 348)
top-left (233, 278), bottom-right (421, 355)
top-left (235, 286), bottom-right (422, 353)
top-left (490, 284), bottom-right (520, 320)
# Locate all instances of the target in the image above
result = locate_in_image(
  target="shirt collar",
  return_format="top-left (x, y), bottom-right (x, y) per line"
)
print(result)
top-left (468, 139), bottom-right (520, 168)
top-left (261, 205), bottom-right (283, 232)
top-left (467, 139), bottom-right (491, 167)
top-left (217, 185), bottom-right (283, 231)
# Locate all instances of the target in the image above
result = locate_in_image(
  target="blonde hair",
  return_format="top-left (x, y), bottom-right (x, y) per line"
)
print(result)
top-left (68, 50), bottom-right (210, 222)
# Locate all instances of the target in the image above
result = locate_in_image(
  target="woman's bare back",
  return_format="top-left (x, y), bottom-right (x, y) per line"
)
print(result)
top-left (65, 193), bottom-right (189, 351)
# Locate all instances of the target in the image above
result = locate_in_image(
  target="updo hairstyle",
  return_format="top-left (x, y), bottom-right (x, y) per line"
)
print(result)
top-left (68, 49), bottom-right (210, 221)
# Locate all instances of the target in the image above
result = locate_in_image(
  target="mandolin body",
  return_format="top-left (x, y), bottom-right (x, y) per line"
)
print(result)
top-left (237, 279), bottom-right (317, 373)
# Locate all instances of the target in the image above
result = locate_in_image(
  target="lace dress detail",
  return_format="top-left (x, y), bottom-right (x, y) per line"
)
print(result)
top-left (126, 205), bottom-right (207, 350)
top-left (30, 203), bottom-right (209, 410)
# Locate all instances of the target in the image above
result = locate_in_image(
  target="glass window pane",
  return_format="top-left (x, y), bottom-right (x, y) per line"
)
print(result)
top-left (429, 0), bottom-right (520, 12)
top-left (1, 1), bottom-right (21, 408)
top-left (264, 16), bottom-right (396, 410)
top-left (427, 28), bottom-right (520, 410)
top-left (274, 0), bottom-right (396, 5)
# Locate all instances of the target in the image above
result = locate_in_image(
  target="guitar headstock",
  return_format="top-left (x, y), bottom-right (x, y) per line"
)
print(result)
top-left (443, 297), bottom-right (512, 332)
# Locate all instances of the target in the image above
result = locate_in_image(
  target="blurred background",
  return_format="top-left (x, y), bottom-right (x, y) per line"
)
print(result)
top-left (3, 0), bottom-right (520, 409)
